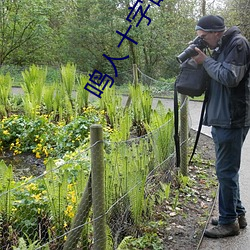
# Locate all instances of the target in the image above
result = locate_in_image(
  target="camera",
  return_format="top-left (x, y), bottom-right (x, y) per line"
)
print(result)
top-left (176, 36), bottom-right (208, 64)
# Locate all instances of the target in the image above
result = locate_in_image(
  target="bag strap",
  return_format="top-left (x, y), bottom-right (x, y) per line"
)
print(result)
top-left (174, 80), bottom-right (180, 168)
top-left (188, 91), bottom-right (208, 164)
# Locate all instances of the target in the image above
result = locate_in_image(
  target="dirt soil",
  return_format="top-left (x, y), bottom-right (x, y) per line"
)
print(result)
top-left (158, 130), bottom-right (217, 250)
top-left (1, 152), bottom-right (45, 180)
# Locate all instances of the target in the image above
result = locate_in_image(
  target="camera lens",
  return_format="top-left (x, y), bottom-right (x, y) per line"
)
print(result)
top-left (176, 44), bottom-right (198, 63)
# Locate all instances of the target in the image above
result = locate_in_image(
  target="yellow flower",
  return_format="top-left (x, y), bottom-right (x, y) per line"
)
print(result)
top-left (71, 195), bottom-right (76, 204)
top-left (32, 193), bottom-right (42, 201)
top-left (43, 147), bottom-right (49, 157)
top-left (21, 176), bottom-right (32, 181)
top-left (26, 183), bottom-right (37, 191)
top-left (12, 207), bottom-right (17, 212)
top-left (100, 110), bottom-right (106, 115)
top-left (14, 149), bottom-right (22, 155)
top-left (36, 152), bottom-right (41, 159)
top-left (3, 130), bottom-right (9, 135)
top-left (65, 205), bottom-right (74, 218)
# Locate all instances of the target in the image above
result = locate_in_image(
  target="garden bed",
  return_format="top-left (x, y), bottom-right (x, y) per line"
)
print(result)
top-left (160, 130), bottom-right (217, 250)
top-left (0, 130), bottom-right (217, 250)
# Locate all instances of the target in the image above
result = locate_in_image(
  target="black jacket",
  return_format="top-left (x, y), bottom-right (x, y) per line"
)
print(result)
top-left (203, 26), bottom-right (250, 128)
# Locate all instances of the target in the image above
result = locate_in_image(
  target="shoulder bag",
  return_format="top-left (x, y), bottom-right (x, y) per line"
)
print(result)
top-left (175, 58), bottom-right (209, 97)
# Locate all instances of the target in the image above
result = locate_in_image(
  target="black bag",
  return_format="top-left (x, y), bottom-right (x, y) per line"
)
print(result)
top-left (175, 58), bottom-right (208, 97)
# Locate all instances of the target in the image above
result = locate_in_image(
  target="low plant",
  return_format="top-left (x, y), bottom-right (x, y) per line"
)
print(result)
top-left (117, 233), bottom-right (163, 250)
top-left (149, 77), bottom-right (175, 97)
top-left (13, 236), bottom-right (46, 250)
top-left (0, 151), bottom-right (91, 249)
top-left (0, 73), bottom-right (12, 117)
top-left (12, 176), bottom-right (49, 241)
top-left (157, 182), bottom-right (171, 204)
top-left (0, 106), bottom-right (104, 158)
top-left (0, 161), bottom-right (15, 222)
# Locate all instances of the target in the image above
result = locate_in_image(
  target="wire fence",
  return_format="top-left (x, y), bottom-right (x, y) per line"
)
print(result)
top-left (0, 66), bottom-right (191, 249)
top-left (138, 67), bottom-right (175, 93)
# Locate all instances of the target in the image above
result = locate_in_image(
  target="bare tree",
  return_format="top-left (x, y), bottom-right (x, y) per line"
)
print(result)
top-left (0, 0), bottom-right (48, 65)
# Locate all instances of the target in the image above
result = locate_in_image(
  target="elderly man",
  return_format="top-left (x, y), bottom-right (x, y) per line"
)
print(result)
top-left (192, 15), bottom-right (250, 238)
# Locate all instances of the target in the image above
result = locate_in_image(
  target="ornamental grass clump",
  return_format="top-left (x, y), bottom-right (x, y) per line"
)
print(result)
top-left (129, 84), bottom-right (153, 135)
top-left (21, 65), bottom-right (47, 118)
top-left (76, 74), bottom-right (89, 113)
top-left (0, 73), bottom-right (12, 117)
top-left (60, 63), bottom-right (76, 104)
top-left (144, 100), bottom-right (175, 164)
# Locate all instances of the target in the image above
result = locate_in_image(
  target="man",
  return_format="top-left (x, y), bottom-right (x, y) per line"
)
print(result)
top-left (192, 15), bottom-right (250, 238)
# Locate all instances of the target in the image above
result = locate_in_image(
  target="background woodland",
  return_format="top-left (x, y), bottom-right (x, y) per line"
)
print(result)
top-left (0, 0), bottom-right (249, 84)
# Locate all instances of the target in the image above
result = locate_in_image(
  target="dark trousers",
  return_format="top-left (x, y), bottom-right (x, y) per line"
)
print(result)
top-left (211, 126), bottom-right (249, 225)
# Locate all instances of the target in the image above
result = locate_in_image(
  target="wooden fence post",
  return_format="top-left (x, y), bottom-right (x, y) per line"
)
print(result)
top-left (180, 94), bottom-right (188, 176)
top-left (91, 124), bottom-right (106, 250)
top-left (133, 64), bottom-right (138, 85)
top-left (63, 175), bottom-right (92, 250)
top-left (125, 64), bottom-right (138, 109)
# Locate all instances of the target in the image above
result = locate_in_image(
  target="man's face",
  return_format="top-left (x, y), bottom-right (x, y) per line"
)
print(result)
top-left (196, 30), bottom-right (221, 49)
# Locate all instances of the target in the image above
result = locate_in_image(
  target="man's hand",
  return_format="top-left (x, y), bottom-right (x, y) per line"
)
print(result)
top-left (192, 47), bottom-right (207, 64)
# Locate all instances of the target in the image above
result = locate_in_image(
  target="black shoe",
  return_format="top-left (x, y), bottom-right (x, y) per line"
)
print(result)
top-left (211, 214), bottom-right (247, 229)
top-left (204, 222), bottom-right (240, 238)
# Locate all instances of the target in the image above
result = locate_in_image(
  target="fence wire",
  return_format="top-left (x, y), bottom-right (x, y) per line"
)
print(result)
top-left (137, 67), bottom-right (175, 96)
